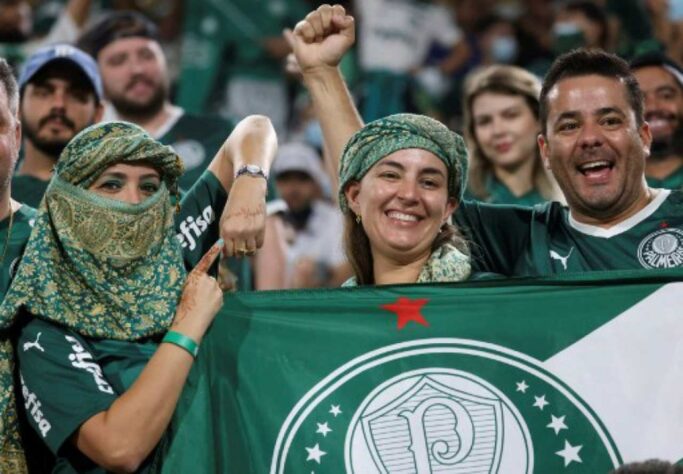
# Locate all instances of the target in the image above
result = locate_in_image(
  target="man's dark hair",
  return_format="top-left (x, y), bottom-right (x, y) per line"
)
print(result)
top-left (539, 48), bottom-right (644, 134)
top-left (630, 50), bottom-right (683, 91)
top-left (0, 58), bottom-right (18, 114)
top-left (77, 11), bottom-right (159, 60)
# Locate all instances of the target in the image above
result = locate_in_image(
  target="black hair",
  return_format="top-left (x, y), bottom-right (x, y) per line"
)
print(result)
top-left (77, 11), bottom-right (159, 60)
top-left (539, 48), bottom-right (644, 134)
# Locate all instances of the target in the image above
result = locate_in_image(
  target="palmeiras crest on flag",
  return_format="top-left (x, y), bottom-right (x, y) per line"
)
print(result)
top-left (350, 370), bottom-right (530, 473)
top-left (271, 339), bottom-right (621, 473)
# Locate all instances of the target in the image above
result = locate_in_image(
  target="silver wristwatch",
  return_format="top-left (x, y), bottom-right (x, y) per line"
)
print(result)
top-left (235, 164), bottom-right (268, 180)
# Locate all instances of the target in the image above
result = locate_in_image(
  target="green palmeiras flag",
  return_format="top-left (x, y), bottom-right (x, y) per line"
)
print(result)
top-left (158, 270), bottom-right (683, 473)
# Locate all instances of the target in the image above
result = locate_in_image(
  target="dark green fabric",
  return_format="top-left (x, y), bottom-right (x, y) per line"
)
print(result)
top-left (646, 166), bottom-right (683, 191)
top-left (0, 122), bottom-right (186, 339)
top-left (158, 270), bottom-right (683, 472)
top-left (159, 113), bottom-right (234, 191)
top-left (10, 176), bottom-right (48, 209)
top-left (17, 317), bottom-right (157, 473)
top-left (456, 189), bottom-right (683, 275)
top-left (464, 176), bottom-right (547, 206)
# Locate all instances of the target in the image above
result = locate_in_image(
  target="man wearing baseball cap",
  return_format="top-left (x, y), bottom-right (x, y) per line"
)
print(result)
top-left (12, 43), bottom-right (103, 207)
top-left (631, 51), bottom-right (683, 190)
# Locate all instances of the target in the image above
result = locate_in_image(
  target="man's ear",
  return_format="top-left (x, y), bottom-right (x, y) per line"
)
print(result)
top-left (538, 133), bottom-right (551, 170)
top-left (638, 120), bottom-right (652, 157)
top-left (344, 181), bottom-right (361, 215)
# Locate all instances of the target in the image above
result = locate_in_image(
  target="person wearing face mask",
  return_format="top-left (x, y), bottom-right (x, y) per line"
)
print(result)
top-left (631, 50), bottom-right (683, 190)
top-left (462, 64), bottom-right (563, 205)
top-left (0, 121), bottom-right (271, 473)
top-left (552, 0), bottom-right (609, 55)
top-left (474, 15), bottom-right (520, 66)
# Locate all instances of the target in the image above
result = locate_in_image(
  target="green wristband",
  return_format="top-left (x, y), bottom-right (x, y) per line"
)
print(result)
top-left (162, 330), bottom-right (199, 358)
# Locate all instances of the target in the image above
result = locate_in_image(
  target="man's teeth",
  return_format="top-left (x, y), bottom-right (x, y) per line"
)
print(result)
top-left (579, 161), bottom-right (611, 171)
top-left (387, 211), bottom-right (418, 222)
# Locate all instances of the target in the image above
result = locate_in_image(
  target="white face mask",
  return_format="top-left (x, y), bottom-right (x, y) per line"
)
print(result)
top-left (490, 35), bottom-right (518, 64)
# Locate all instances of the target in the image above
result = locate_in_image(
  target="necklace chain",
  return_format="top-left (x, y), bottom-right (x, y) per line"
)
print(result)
top-left (0, 202), bottom-right (15, 267)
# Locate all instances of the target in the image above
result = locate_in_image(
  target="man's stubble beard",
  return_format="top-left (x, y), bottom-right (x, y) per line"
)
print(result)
top-left (108, 82), bottom-right (167, 123)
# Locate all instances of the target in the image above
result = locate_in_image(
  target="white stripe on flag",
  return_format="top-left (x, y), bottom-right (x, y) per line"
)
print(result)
top-left (545, 283), bottom-right (683, 463)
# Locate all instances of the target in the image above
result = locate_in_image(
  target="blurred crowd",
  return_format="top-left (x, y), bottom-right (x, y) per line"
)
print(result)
top-left (2, 0), bottom-right (683, 290)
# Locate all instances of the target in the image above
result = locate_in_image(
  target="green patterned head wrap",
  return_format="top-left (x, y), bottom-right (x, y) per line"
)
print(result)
top-left (0, 122), bottom-right (186, 471)
top-left (338, 113), bottom-right (469, 212)
top-left (0, 120), bottom-right (186, 336)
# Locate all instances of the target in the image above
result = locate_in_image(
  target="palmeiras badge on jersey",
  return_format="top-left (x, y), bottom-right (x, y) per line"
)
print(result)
top-left (637, 228), bottom-right (683, 269)
top-left (271, 339), bottom-right (621, 473)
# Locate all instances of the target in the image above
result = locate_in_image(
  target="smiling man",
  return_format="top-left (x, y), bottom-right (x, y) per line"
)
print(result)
top-left (12, 44), bottom-right (103, 207)
top-left (288, 5), bottom-right (683, 274)
top-left (77, 12), bottom-right (235, 190)
top-left (630, 51), bottom-right (683, 190)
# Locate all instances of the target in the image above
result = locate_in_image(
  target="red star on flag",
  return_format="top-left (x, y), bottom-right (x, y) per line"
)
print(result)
top-left (381, 297), bottom-right (430, 330)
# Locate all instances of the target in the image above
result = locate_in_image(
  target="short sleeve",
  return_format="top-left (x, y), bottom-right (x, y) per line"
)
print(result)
top-left (175, 170), bottom-right (227, 268)
top-left (17, 319), bottom-right (117, 455)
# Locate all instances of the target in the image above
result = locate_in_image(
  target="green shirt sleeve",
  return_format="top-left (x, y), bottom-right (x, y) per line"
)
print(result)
top-left (455, 200), bottom-right (535, 275)
top-left (176, 170), bottom-right (227, 269)
top-left (17, 318), bottom-right (117, 455)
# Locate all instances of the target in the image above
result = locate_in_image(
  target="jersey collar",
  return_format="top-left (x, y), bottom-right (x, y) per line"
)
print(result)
top-left (568, 188), bottom-right (670, 238)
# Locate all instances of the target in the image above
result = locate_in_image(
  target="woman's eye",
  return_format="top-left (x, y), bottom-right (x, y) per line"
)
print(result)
top-left (100, 180), bottom-right (122, 191)
top-left (140, 182), bottom-right (160, 194)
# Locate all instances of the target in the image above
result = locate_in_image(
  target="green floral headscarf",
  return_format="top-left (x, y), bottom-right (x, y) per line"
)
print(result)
top-left (338, 113), bottom-right (469, 212)
top-left (0, 121), bottom-right (185, 471)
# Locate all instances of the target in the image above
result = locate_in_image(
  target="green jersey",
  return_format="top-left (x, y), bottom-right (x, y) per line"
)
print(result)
top-left (646, 166), bottom-right (683, 191)
top-left (465, 176), bottom-right (547, 206)
top-left (175, 170), bottom-right (252, 290)
top-left (0, 205), bottom-right (36, 301)
top-left (16, 316), bottom-right (160, 474)
top-left (456, 189), bottom-right (683, 276)
top-left (11, 175), bottom-right (49, 209)
top-left (159, 112), bottom-right (234, 191)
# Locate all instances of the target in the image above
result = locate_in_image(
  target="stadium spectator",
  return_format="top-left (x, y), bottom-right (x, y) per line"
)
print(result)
top-left (0, 0), bottom-right (93, 71)
top-left (0, 114), bottom-right (276, 472)
top-left (631, 51), bottom-right (683, 190)
top-left (12, 44), bottom-right (103, 208)
top-left (175, 0), bottom-right (309, 136)
top-left (552, 1), bottom-right (610, 54)
top-left (77, 11), bottom-right (231, 191)
top-left (462, 64), bottom-right (562, 205)
top-left (338, 114), bottom-right (471, 285)
top-left (354, 0), bottom-right (469, 121)
top-left (289, 4), bottom-right (683, 275)
top-left (265, 142), bottom-right (349, 288)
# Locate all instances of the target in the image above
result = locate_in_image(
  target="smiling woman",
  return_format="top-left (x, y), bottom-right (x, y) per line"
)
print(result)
top-left (339, 114), bottom-right (471, 286)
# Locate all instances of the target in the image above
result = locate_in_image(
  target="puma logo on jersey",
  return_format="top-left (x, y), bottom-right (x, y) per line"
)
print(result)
top-left (20, 374), bottom-right (51, 437)
top-left (550, 247), bottom-right (574, 270)
top-left (23, 332), bottom-right (44, 352)
top-left (65, 335), bottom-right (114, 394)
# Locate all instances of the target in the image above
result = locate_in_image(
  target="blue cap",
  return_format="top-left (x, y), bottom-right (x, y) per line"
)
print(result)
top-left (18, 44), bottom-right (103, 101)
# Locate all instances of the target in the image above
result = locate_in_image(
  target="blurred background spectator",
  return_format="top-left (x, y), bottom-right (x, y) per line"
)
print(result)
top-left (261, 142), bottom-right (350, 288)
